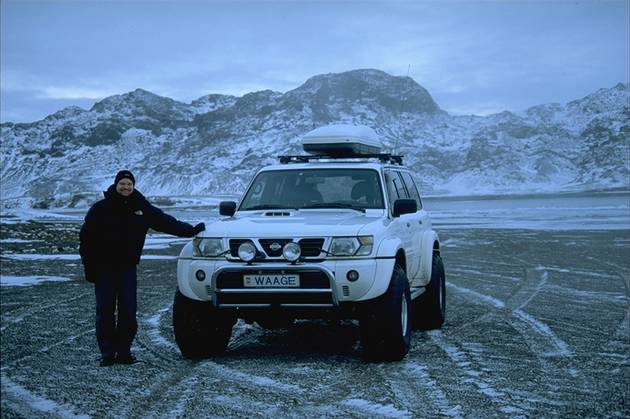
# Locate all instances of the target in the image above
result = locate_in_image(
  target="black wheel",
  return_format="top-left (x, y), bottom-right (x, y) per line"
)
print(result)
top-left (413, 253), bottom-right (446, 330)
top-left (172, 289), bottom-right (235, 359)
top-left (359, 265), bottom-right (412, 361)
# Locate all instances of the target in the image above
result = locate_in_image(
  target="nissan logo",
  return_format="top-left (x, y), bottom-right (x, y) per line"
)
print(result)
top-left (269, 242), bottom-right (282, 251)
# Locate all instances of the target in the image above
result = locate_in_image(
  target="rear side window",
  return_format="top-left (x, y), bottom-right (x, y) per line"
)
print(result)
top-left (399, 172), bottom-right (423, 210)
top-left (384, 170), bottom-right (409, 208)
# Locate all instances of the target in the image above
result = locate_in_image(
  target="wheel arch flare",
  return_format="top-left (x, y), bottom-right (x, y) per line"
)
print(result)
top-left (420, 230), bottom-right (440, 283)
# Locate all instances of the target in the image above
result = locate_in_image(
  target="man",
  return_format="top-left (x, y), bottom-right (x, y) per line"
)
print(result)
top-left (79, 170), bottom-right (205, 366)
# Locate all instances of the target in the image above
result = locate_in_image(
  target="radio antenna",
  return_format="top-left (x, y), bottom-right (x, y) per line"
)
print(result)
top-left (392, 64), bottom-right (411, 154)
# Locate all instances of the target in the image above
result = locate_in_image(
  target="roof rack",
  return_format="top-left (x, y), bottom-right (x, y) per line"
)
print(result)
top-left (278, 153), bottom-right (404, 165)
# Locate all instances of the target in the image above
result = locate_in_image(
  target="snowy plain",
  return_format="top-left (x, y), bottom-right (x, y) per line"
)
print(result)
top-left (0, 192), bottom-right (628, 418)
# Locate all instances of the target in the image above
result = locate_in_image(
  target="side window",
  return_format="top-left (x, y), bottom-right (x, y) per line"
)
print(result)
top-left (384, 170), bottom-right (408, 208)
top-left (400, 172), bottom-right (423, 210)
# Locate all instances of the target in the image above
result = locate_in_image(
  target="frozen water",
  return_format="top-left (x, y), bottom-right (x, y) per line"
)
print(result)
top-left (424, 192), bottom-right (629, 230)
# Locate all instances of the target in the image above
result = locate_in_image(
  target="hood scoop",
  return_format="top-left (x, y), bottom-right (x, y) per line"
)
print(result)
top-left (264, 211), bottom-right (293, 217)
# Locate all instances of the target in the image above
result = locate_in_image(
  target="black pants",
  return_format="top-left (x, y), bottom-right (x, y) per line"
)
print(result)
top-left (94, 267), bottom-right (137, 359)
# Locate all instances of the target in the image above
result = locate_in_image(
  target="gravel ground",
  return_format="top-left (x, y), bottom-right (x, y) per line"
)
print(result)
top-left (1, 220), bottom-right (629, 418)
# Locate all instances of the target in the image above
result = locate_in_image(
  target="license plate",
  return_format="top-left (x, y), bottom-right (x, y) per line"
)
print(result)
top-left (244, 274), bottom-right (300, 288)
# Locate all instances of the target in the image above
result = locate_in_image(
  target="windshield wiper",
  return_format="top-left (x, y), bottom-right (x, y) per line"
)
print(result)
top-left (301, 203), bottom-right (366, 213)
top-left (242, 204), bottom-right (297, 211)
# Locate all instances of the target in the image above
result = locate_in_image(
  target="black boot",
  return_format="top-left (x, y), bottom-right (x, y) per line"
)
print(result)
top-left (100, 356), bottom-right (116, 367)
top-left (116, 354), bottom-right (138, 364)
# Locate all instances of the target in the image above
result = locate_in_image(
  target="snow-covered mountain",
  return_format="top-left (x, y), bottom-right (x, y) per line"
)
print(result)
top-left (1, 69), bottom-right (628, 208)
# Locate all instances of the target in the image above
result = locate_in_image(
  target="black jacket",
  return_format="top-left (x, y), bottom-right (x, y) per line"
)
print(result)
top-left (80, 185), bottom-right (197, 271)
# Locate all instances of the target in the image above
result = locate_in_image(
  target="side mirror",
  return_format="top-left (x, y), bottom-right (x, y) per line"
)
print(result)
top-left (219, 201), bottom-right (237, 217)
top-left (392, 199), bottom-right (417, 217)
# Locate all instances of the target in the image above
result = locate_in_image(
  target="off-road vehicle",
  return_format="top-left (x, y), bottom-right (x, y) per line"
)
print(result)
top-left (174, 124), bottom-right (445, 361)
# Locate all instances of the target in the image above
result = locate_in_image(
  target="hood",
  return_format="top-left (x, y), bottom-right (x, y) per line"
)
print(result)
top-left (200, 209), bottom-right (387, 238)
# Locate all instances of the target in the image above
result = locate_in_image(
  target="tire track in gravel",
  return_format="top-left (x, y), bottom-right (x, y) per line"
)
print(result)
top-left (378, 361), bottom-right (463, 418)
top-left (134, 307), bottom-right (188, 369)
top-left (136, 303), bottom-right (267, 369)
top-left (448, 268), bottom-right (574, 358)
top-left (585, 256), bottom-right (629, 294)
top-left (428, 331), bottom-right (530, 416)
top-left (3, 326), bottom-right (95, 367)
top-left (120, 358), bottom-right (206, 418)
top-left (1, 291), bottom-right (92, 329)
top-left (130, 304), bottom-right (316, 417)
top-left (1, 373), bottom-right (89, 419)
top-left (124, 358), bottom-right (308, 418)
top-left (442, 274), bottom-right (599, 411)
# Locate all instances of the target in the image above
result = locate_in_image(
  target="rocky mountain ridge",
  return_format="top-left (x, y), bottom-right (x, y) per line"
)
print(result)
top-left (1, 69), bottom-right (628, 208)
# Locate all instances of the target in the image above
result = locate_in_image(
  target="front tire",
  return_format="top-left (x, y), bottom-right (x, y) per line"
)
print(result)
top-left (360, 265), bottom-right (412, 361)
top-left (173, 290), bottom-right (235, 359)
top-left (413, 253), bottom-right (446, 330)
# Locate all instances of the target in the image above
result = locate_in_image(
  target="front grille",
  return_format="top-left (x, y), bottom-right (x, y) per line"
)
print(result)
top-left (259, 238), bottom-right (292, 257)
top-left (298, 238), bottom-right (325, 257)
top-left (229, 238), bottom-right (325, 259)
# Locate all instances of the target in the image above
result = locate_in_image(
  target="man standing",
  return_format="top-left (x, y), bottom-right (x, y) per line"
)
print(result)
top-left (80, 170), bottom-right (205, 366)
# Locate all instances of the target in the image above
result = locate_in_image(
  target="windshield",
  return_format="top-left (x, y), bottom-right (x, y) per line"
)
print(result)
top-left (240, 169), bottom-right (385, 212)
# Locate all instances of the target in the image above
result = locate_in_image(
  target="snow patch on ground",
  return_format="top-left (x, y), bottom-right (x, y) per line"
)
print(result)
top-left (0, 208), bottom-right (83, 223)
top-left (1, 238), bottom-right (44, 243)
top-left (0, 275), bottom-right (72, 287)
top-left (342, 398), bottom-right (411, 418)
top-left (145, 305), bottom-right (177, 350)
top-left (446, 283), bottom-right (505, 309)
top-left (143, 235), bottom-right (190, 250)
top-left (1, 374), bottom-right (89, 418)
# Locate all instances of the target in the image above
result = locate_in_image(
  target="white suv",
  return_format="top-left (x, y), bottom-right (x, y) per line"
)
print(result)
top-left (174, 124), bottom-right (445, 361)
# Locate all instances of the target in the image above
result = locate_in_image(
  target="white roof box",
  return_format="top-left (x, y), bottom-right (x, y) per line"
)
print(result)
top-left (302, 124), bottom-right (382, 155)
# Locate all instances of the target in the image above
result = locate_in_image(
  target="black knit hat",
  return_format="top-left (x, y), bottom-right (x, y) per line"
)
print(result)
top-left (114, 170), bottom-right (135, 185)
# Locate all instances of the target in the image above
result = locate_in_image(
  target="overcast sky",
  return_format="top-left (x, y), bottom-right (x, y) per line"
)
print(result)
top-left (1, 0), bottom-right (628, 123)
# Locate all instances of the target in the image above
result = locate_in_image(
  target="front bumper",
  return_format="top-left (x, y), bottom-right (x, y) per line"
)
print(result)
top-left (177, 258), bottom-right (396, 307)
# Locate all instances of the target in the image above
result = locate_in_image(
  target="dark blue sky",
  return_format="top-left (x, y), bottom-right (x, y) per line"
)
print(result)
top-left (1, 0), bottom-right (628, 122)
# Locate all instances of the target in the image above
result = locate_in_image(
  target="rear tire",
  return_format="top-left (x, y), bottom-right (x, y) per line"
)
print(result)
top-left (360, 265), bottom-right (412, 361)
top-left (173, 290), bottom-right (235, 359)
top-left (413, 253), bottom-right (446, 330)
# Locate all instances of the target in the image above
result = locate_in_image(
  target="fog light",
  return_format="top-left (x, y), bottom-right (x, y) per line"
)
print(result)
top-left (347, 270), bottom-right (359, 282)
top-left (283, 242), bottom-right (301, 262)
top-left (195, 270), bottom-right (206, 281)
top-left (238, 241), bottom-right (257, 263)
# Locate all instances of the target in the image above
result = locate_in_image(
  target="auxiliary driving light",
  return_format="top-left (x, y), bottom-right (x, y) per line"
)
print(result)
top-left (238, 241), bottom-right (257, 263)
top-left (282, 242), bottom-right (301, 262)
top-left (346, 270), bottom-right (359, 282)
top-left (195, 270), bottom-right (206, 281)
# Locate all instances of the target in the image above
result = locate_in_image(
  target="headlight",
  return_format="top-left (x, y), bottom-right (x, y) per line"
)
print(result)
top-left (192, 238), bottom-right (225, 257)
top-left (329, 236), bottom-right (373, 256)
top-left (238, 241), bottom-right (257, 263)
